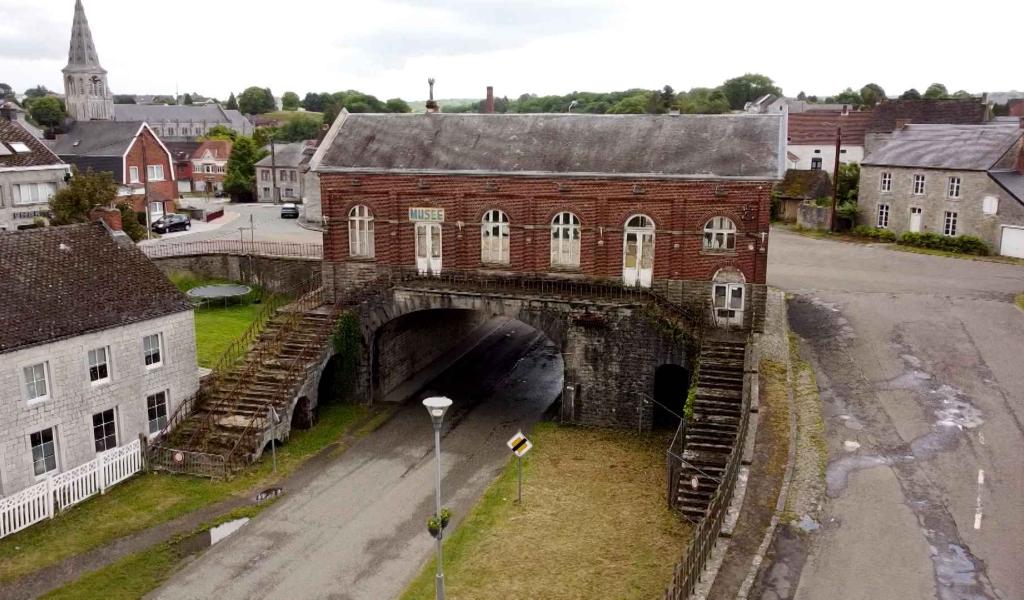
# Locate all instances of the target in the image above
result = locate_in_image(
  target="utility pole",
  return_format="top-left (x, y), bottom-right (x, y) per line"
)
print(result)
top-left (270, 136), bottom-right (277, 204)
top-left (829, 126), bottom-right (842, 232)
top-left (141, 132), bottom-right (152, 240)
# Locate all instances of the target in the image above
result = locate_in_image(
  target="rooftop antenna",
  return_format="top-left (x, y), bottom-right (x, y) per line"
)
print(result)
top-left (426, 78), bottom-right (439, 112)
top-left (567, 100), bottom-right (579, 113)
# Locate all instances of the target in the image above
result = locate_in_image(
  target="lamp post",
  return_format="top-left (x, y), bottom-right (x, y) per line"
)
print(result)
top-left (422, 396), bottom-right (453, 600)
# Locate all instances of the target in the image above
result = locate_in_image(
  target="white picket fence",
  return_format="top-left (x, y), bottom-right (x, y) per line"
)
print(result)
top-left (0, 438), bottom-right (143, 540)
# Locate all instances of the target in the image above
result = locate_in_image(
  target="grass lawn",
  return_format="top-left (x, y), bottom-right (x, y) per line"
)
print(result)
top-left (0, 403), bottom-right (367, 585)
top-left (1016, 294), bottom-right (1024, 311)
top-left (400, 422), bottom-right (691, 600)
top-left (261, 110), bottom-right (323, 124)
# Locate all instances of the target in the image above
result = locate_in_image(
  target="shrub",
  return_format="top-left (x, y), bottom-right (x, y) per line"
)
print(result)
top-left (850, 225), bottom-right (896, 242)
top-left (897, 232), bottom-right (990, 255)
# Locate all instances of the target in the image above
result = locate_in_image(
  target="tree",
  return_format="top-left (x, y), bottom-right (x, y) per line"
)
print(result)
top-left (24, 85), bottom-right (50, 99)
top-left (952, 89), bottom-right (973, 98)
top-left (658, 85), bottom-right (675, 112)
top-left (225, 92), bottom-right (238, 110)
top-left (796, 91), bottom-right (807, 101)
top-left (151, 95), bottom-right (175, 105)
top-left (385, 98), bottom-right (412, 113)
top-left (281, 91), bottom-right (300, 111)
top-left (223, 136), bottom-right (268, 202)
top-left (675, 88), bottom-right (730, 114)
top-left (834, 87), bottom-right (862, 107)
top-left (115, 201), bottom-right (147, 241)
top-left (183, 93), bottom-right (193, 105)
top-left (0, 83), bottom-right (13, 100)
top-left (202, 124), bottom-right (238, 141)
top-left (607, 93), bottom-right (651, 114)
top-left (113, 94), bottom-right (136, 104)
top-left (49, 169), bottom-right (118, 225)
top-left (238, 87), bottom-right (276, 115)
top-left (859, 83), bottom-right (886, 107)
top-left (900, 88), bottom-right (922, 100)
top-left (720, 73), bottom-right (782, 110)
top-left (273, 115), bottom-right (321, 142)
top-left (836, 162), bottom-right (860, 204)
top-left (302, 92), bottom-right (326, 112)
top-left (28, 96), bottom-right (65, 128)
top-left (924, 83), bottom-right (948, 99)
top-left (322, 100), bottom-right (340, 126)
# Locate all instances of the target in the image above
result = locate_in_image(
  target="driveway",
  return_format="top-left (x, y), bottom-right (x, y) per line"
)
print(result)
top-left (149, 318), bottom-right (562, 600)
top-left (764, 228), bottom-right (1024, 599)
top-left (145, 202), bottom-right (321, 245)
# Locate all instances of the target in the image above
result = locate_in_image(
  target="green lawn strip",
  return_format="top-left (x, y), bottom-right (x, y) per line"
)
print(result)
top-left (1015, 294), bottom-right (1024, 311)
top-left (400, 422), bottom-right (691, 600)
top-left (0, 403), bottom-right (366, 584)
top-left (889, 244), bottom-right (1024, 265)
top-left (261, 111), bottom-right (324, 124)
top-left (192, 303), bottom-right (266, 367)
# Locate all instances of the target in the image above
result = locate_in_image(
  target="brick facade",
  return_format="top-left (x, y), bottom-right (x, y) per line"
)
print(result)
top-left (123, 127), bottom-right (177, 213)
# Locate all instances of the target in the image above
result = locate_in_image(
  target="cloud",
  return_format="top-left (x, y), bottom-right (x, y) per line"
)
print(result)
top-left (0, 8), bottom-right (66, 61)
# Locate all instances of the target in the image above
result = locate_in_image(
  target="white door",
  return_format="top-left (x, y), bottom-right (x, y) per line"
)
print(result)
top-left (415, 222), bottom-right (442, 275)
top-left (1000, 226), bottom-right (1024, 258)
top-left (909, 207), bottom-right (922, 233)
top-left (712, 283), bottom-right (745, 327)
top-left (623, 216), bottom-right (655, 288)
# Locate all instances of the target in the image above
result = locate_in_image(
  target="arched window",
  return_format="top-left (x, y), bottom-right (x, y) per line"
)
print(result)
top-left (703, 217), bottom-right (736, 251)
top-left (348, 205), bottom-right (374, 258)
top-left (550, 212), bottom-right (581, 268)
top-left (626, 214), bottom-right (654, 229)
top-left (481, 209), bottom-right (510, 264)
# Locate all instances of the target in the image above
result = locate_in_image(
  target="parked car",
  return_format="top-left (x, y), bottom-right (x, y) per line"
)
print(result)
top-left (151, 213), bottom-right (191, 233)
top-left (280, 203), bottom-right (299, 219)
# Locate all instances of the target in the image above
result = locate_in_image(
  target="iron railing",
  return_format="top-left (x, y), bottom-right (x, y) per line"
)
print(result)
top-left (140, 240), bottom-right (322, 259)
top-left (148, 445), bottom-right (228, 480)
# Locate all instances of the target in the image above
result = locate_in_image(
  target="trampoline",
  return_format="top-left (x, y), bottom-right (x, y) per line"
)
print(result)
top-left (187, 283), bottom-right (253, 308)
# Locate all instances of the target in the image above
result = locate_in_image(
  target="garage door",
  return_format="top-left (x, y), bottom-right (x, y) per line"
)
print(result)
top-left (1001, 226), bottom-right (1024, 258)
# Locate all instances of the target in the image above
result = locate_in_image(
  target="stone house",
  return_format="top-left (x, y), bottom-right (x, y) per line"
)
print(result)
top-left (858, 121), bottom-right (1024, 257)
top-left (864, 98), bottom-right (989, 154)
top-left (774, 169), bottom-right (833, 223)
top-left (0, 115), bottom-right (71, 232)
top-left (0, 220), bottom-right (199, 497)
top-left (255, 142), bottom-right (313, 203)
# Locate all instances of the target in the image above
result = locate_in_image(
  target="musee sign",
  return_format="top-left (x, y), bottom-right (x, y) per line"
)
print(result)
top-left (409, 207), bottom-right (444, 222)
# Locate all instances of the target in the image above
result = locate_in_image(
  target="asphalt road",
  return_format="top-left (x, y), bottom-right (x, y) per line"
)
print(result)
top-left (763, 228), bottom-right (1024, 600)
top-left (147, 201), bottom-right (322, 245)
top-left (149, 318), bottom-right (562, 600)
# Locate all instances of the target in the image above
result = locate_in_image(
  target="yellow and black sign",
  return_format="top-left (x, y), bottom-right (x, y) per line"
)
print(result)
top-left (506, 431), bottom-right (533, 457)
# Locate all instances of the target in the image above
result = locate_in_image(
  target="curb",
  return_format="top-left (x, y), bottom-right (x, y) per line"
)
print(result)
top-left (296, 218), bottom-right (324, 233)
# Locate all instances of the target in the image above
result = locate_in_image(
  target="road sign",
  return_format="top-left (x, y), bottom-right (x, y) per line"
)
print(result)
top-left (506, 431), bottom-right (532, 457)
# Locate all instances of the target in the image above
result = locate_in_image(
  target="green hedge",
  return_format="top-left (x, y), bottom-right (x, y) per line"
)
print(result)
top-left (850, 225), bottom-right (897, 242)
top-left (897, 232), bottom-right (990, 255)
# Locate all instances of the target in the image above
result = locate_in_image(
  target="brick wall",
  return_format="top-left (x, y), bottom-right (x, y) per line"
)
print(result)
top-left (124, 127), bottom-right (177, 203)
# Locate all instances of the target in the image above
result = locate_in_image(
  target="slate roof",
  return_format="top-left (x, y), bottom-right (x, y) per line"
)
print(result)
top-left (0, 222), bottom-right (192, 354)
top-left (776, 169), bottom-right (833, 200)
top-left (867, 99), bottom-right (987, 133)
top-left (863, 123), bottom-right (1023, 171)
top-left (256, 142), bottom-right (310, 168)
top-left (787, 110), bottom-right (874, 146)
top-left (990, 171), bottom-right (1024, 204)
top-left (222, 109), bottom-right (253, 133)
top-left (165, 141), bottom-right (201, 162)
top-left (50, 120), bottom-right (144, 156)
top-left (317, 113), bottom-right (784, 180)
top-left (0, 119), bottom-right (65, 168)
top-left (113, 104), bottom-right (230, 124)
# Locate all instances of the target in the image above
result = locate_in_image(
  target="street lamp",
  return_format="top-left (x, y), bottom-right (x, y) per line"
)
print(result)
top-left (422, 396), bottom-right (453, 600)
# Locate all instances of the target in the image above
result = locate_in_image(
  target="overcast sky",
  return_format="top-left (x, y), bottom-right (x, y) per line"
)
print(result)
top-left (1, 0), bottom-right (1021, 103)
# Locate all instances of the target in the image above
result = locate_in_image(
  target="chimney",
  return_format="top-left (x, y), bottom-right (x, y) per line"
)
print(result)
top-left (841, 104), bottom-right (850, 116)
top-left (425, 77), bottom-right (440, 113)
top-left (1010, 99), bottom-right (1024, 117)
top-left (484, 86), bottom-right (495, 114)
top-left (0, 101), bottom-right (19, 123)
top-left (90, 206), bottom-right (123, 232)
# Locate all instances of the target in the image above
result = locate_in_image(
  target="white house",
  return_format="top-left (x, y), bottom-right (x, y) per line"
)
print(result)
top-left (0, 111), bottom-right (71, 232)
top-left (786, 109), bottom-right (872, 175)
top-left (0, 221), bottom-right (199, 497)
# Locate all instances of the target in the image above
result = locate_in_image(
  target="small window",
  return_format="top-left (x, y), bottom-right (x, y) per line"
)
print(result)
top-left (813, 149), bottom-right (822, 154)
top-left (146, 165), bottom-right (165, 181)
top-left (261, 170), bottom-right (269, 181)
top-left (146, 391), bottom-right (168, 434)
top-left (167, 127), bottom-right (176, 136)
top-left (880, 172), bottom-right (892, 192)
top-left (913, 174), bottom-right (926, 195)
top-left (550, 212), bottom-right (581, 268)
top-left (348, 205), bottom-right (375, 258)
top-left (143, 333), bottom-right (162, 367)
top-left (24, 362), bottom-right (49, 402)
top-left (982, 196), bottom-right (998, 215)
top-left (947, 176), bottom-right (961, 199)
top-left (481, 209), bottom-right (510, 264)
top-left (877, 204), bottom-right (890, 228)
top-left (13, 183), bottom-right (57, 206)
top-left (9, 142), bottom-right (31, 153)
top-left (703, 217), bottom-right (737, 251)
top-left (92, 408), bottom-right (117, 452)
top-left (88, 347), bottom-right (110, 383)
top-left (30, 428), bottom-right (58, 477)
top-left (129, 166), bottom-right (140, 183)
top-left (810, 157), bottom-right (823, 170)
top-left (943, 211), bottom-right (958, 236)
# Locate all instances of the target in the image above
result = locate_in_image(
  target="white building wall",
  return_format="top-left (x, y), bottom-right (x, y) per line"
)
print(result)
top-left (788, 144), bottom-right (864, 175)
top-left (0, 166), bottom-right (71, 231)
top-left (0, 311), bottom-right (199, 496)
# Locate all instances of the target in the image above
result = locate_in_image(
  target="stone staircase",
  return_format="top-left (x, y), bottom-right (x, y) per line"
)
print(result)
top-left (162, 307), bottom-right (335, 466)
top-left (676, 339), bottom-right (747, 521)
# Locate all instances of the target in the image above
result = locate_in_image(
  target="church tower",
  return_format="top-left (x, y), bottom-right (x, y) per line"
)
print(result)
top-left (62, 0), bottom-right (113, 121)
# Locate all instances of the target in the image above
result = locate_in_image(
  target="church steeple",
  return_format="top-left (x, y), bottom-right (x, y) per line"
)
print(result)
top-left (62, 0), bottom-right (113, 121)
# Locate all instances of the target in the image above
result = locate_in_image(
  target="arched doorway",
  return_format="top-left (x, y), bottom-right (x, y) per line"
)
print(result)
top-left (623, 214), bottom-right (655, 288)
top-left (653, 364), bottom-right (689, 429)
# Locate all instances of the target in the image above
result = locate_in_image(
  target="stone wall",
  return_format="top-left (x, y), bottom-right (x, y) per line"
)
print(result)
top-left (152, 254), bottom-right (320, 294)
top-left (797, 203), bottom-right (832, 230)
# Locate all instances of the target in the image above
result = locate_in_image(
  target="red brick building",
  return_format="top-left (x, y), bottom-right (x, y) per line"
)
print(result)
top-left (315, 112), bottom-right (784, 329)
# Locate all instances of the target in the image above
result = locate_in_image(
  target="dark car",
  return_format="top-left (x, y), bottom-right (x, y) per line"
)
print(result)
top-left (151, 213), bottom-right (191, 233)
top-left (280, 203), bottom-right (299, 219)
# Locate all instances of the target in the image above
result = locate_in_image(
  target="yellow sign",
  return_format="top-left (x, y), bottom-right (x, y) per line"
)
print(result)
top-left (506, 431), bottom-right (533, 457)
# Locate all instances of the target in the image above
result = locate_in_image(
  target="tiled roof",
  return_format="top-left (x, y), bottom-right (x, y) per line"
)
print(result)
top-left (867, 99), bottom-right (987, 133)
top-left (0, 119), bottom-right (65, 168)
top-left (863, 123), bottom-right (1023, 170)
top-left (787, 110), bottom-right (874, 146)
top-left (192, 139), bottom-right (232, 160)
top-left (776, 169), bottom-right (833, 200)
top-left (0, 222), bottom-right (192, 354)
top-left (255, 142), bottom-right (310, 168)
top-left (317, 113), bottom-right (785, 180)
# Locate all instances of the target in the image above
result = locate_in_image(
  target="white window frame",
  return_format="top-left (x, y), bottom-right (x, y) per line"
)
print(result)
top-left (982, 196), bottom-right (998, 215)
top-left (703, 217), bottom-right (737, 251)
top-left (129, 166), bottom-right (140, 183)
top-left (810, 157), bottom-right (823, 171)
top-left (30, 427), bottom-right (58, 478)
top-left (880, 172), bottom-right (892, 192)
top-left (146, 391), bottom-right (169, 436)
top-left (913, 174), bottom-right (926, 195)
top-left (481, 209), bottom-right (510, 265)
top-left (88, 346), bottom-right (111, 385)
top-left (13, 182), bottom-right (57, 206)
top-left (348, 205), bottom-right (375, 258)
top-left (550, 212), bottom-right (581, 268)
top-left (146, 164), bottom-right (165, 181)
top-left (23, 361), bottom-right (50, 404)
top-left (92, 408), bottom-right (118, 453)
top-left (876, 203), bottom-right (890, 228)
top-left (947, 176), bottom-right (961, 199)
top-left (943, 211), bottom-right (958, 236)
top-left (143, 333), bottom-right (163, 368)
